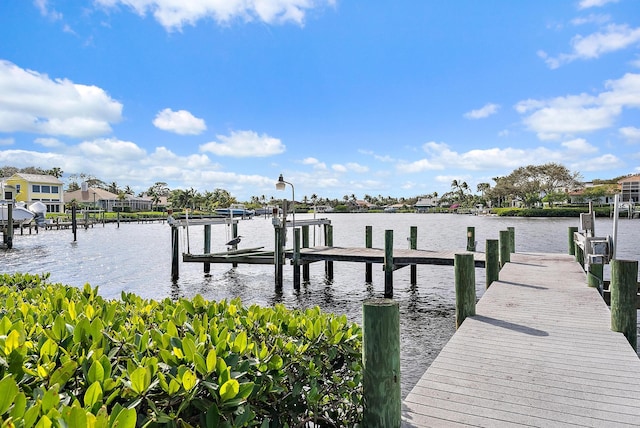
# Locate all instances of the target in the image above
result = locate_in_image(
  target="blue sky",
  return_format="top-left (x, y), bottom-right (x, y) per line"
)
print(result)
top-left (1, 0), bottom-right (639, 201)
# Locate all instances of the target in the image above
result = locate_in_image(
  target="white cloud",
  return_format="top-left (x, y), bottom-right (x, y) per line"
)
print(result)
top-left (200, 130), bottom-right (285, 157)
top-left (571, 14), bottom-right (610, 26)
top-left (153, 108), bottom-right (206, 135)
top-left (302, 157), bottom-right (327, 169)
top-left (561, 138), bottom-right (599, 153)
top-left (332, 164), bottom-right (347, 173)
top-left (578, 0), bottom-right (618, 9)
top-left (34, 137), bottom-right (64, 148)
top-left (0, 138), bottom-right (14, 146)
top-left (0, 60), bottom-right (122, 138)
top-left (345, 162), bottom-right (369, 173)
top-left (570, 154), bottom-right (623, 171)
top-left (95, 0), bottom-right (336, 31)
top-left (34, 0), bottom-right (63, 20)
top-left (620, 126), bottom-right (640, 142)
top-left (79, 138), bottom-right (147, 161)
top-left (464, 103), bottom-right (500, 119)
top-left (541, 24), bottom-right (640, 69)
top-left (515, 73), bottom-right (640, 140)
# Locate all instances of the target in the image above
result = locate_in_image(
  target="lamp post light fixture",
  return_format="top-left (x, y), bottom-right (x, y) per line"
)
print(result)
top-left (276, 174), bottom-right (295, 233)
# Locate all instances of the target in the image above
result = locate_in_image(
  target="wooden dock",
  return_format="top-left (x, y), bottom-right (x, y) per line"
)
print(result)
top-left (402, 252), bottom-right (640, 427)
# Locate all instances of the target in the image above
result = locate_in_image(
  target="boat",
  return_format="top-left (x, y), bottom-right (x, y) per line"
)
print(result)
top-left (0, 202), bottom-right (35, 224)
top-left (215, 204), bottom-right (255, 218)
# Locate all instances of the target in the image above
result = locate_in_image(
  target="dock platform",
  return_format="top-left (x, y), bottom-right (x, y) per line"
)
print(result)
top-left (402, 252), bottom-right (640, 427)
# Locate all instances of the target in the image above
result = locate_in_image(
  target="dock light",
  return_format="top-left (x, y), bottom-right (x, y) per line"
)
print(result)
top-left (276, 174), bottom-right (295, 233)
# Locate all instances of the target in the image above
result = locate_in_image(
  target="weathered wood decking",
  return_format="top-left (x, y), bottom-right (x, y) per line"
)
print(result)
top-left (402, 252), bottom-right (640, 427)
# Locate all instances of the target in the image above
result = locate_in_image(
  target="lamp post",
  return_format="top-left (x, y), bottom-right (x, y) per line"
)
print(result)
top-left (276, 174), bottom-right (295, 233)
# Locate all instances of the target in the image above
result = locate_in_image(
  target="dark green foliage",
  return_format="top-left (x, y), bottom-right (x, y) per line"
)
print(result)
top-left (493, 207), bottom-right (611, 217)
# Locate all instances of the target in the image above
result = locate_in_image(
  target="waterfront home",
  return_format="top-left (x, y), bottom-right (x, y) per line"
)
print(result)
top-left (415, 197), bottom-right (440, 213)
top-left (64, 186), bottom-right (153, 212)
top-left (619, 174), bottom-right (640, 203)
top-left (1, 173), bottom-right (64, 214)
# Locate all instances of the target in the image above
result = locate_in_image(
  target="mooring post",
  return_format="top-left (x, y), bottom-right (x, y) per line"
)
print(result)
top-left (568, 226), bottom-right (578, 256)
top-left (610, 259), bottom-right (638, 350)
top-left (410, 226), bottom-right (417, 285)
top-left (324, 224), bottom-right (334, 280)
top-left (71, 204), bottom-right (77, 242)
top-left (362, 299), bottom-right (400, 428)
top-left (485, 239), bottom-right (499, 288)
top-left (302, 225), bottom-right (310, 282)
top-left (117, 211), bottom-right (120, 228)
top-left (384, 230), bottom-right (394, 298)
top-left (293, 228), bottom-right (301, 290)
top-left (455, 253), bottom-right (476, 329)
top-left (171, 225), bottom-right (179, 281)
top-left (6, 203), bottom-right (13, 249)
top-left (507, 226), bottom-right (515, 253)
top-left (232, 222), bottom-right (239, 268)
top-left (204, 224), bottom-right (211, 275)
top-left (499, 230), bottom-right (510, 268)
top-left (466, 226), bottom-right (476, 252)
top-left (274, 224), bottom-right (283, 289)
top-left (365, 226), bottom-right (373, 283)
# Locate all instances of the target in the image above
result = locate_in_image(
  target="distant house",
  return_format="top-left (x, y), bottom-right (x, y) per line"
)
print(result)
top-left (619, 175), bottom-right (640, 203)
top-left (64, 185), bottom-right (153, 212)
top-left (2, 173), bottom-right (64, 213)
top-left (415, 197), bottom-right (440, 213)
top-left (354, 200), bottom-right (376, 211)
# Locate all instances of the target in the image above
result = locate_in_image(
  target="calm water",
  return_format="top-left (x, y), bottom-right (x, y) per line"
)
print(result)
top-left (1, 213), bottom-right (639, 397)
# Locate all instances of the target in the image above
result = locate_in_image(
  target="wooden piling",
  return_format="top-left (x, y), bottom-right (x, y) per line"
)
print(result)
top-left (204, 224), bottom-right (211, 274)
top-left (466, 226), bottom-right (475, 252)
top-left (610, 259), bottom-right (638, 350)
top-left (6, 203), bottom-right (13, 249)
top-left (485, 239), bottom-right (499, 288)
top-left (365, 226), bottom-right (373, 283)
top-left (302, 225), bottom-right (310, 282)
top-left (507, 226), bottom-right (515, 253)
top-left (384, 230), bottom-right (394, 298)
top-left (455, 253), bottom-right (476, 329)
top-left (232, 223), bottom-right (239, 268)
top-left (362, 299), bottom-right (400, 428)
top-left (410, 226), bottom-right (417, 285)
top-left (293, 228), bottom-right (301, 290)
top-left (274, 225), bottom-right (283, 288)
top-left (324, 224), bottom-right (334, 280)
top-left (568, 226), bottom-right (578, 256)
top-left (71, 204), bottom-right (77, 242)
top-left (499, 230), bottom-right (510, 268)
top-left (171, 226), bottom-right (179, 281)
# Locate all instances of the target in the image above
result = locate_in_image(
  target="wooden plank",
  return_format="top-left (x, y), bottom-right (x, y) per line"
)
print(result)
top-left (402, 252), bottom-right (640, 427)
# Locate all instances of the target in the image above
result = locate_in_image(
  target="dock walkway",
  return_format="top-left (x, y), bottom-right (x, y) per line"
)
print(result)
top-left (402, 252), bottom-right (640, 427)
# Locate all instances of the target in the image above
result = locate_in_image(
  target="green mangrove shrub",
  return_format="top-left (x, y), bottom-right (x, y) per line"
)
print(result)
top-left (0, 273), bottom-right (363, 427)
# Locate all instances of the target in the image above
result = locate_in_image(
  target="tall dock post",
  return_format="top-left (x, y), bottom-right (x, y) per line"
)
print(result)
top-left (568, 226), bottom-right (578, 255)
top-left (410, 226), bottom-right (417, 285)
top-left (455, 253), bottom-right (476, 329)
top-left (485, 239), bottom-right (499, 288)
top-left (466, 226), bottom-right (476, 252)
top-left (274, 223), bottom-right (284, 288)
top-left (610, 259), bottom-right (638, 350)
top-left (71, 204), bottom-right (77, 242)
top-left (324, 224), bottom-right (334, 280)
top-left (384, 230), bottom-right (394, 298)
top-left (293, 228), bottom-right (301, 290)
top-left (499, 230), bottom-right (510, 268)
top-left (203, 224), bottom-right (211, 275)
top-left (5, 203), bottom-right (13, 249)
top-left (507, 226), bottom-right (515, 253)
top-left (171, 225), bottom-right (179, 281)
top-left (302, 225), bottom-right (310, 282)
top-left (365, 226), bottom-right (373, 283)
top-left (362, 299), bottom-right (400, 428)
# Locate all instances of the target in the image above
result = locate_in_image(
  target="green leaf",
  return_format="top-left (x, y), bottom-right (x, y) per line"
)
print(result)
top-left (10, 391), bottom-right (26, 419)
top-left (232, 331), bottom-right (247, 354)
top-left (66, 405), bottom-right (88, 428)
top-left (206, 349), bottom-right (217, 373)
top-left (23, 402), bottom-right (41, 428)
top-left (129, 367), bottom-right (151, 396)
top-left (52, 314), bottom-right (67, 341)
top-left (182, 369), bottom-right (197, 391)
top-left (88, 360), bottom-right (105, 384)
top-left (40, 338), bottom-right (58, 358)
top-left (84, 381), bottom-right (103, 408)
top-left (0, 375), bottom-right (19, 415)
top-left (49, 360), bottom-right (78, 388)
top-left (182, 337), bottom-right (196, 362)
top-left (219, 379), bottom-right (239, 402)
top-left (5, 330), bottom-right (20, 354)
top-left (35, 415), bottom-right (52, 428)
top-left (111, 407), bottom-right (136, 428)
top-left (237, 382), bottom-right (254, 400)
top-left (268, 355), bottom-right (283, 370)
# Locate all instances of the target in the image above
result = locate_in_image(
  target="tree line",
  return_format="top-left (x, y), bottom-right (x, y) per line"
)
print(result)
top-left (1, 163), bottom-right (634, 211)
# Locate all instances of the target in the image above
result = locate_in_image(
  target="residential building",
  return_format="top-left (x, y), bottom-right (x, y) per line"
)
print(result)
top-left (2, 173), bottom-right (64, 213)
top-left (415, 197), bottom-right (440, 212)
top-left (64, 186), bottom-right (153, 212)
top-left (619, 174), bottom-right (640, 203)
